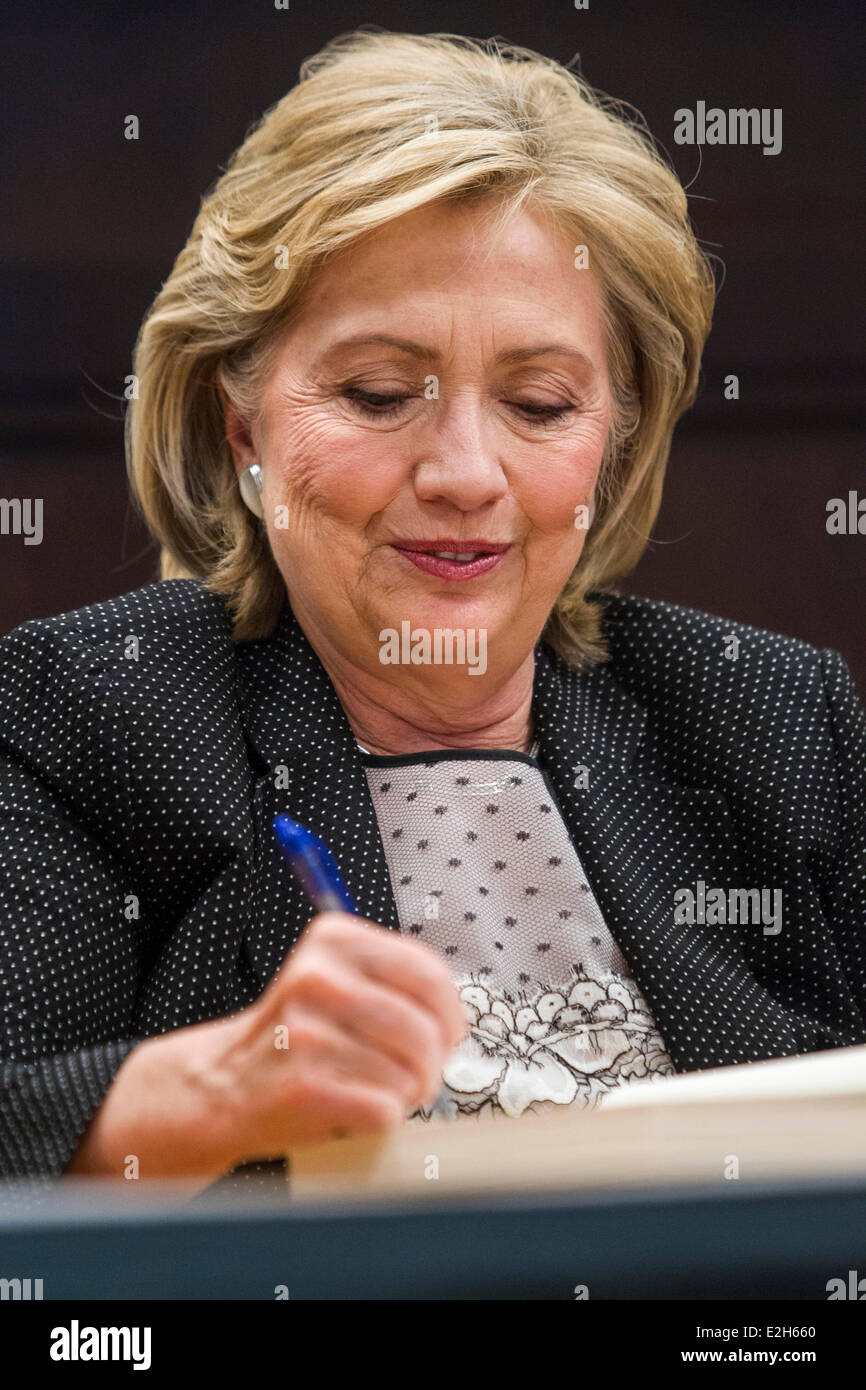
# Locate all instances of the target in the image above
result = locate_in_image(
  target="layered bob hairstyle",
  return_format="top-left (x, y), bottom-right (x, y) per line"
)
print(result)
top-left (125, 28), bottom-right (716, 666)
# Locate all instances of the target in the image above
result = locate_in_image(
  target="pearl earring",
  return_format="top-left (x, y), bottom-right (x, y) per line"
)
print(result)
top-left (239, 463), bottom-right (264, 518)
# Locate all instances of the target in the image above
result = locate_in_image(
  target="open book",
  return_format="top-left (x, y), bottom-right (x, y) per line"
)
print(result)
top-left (287, 1043), bottom-right (866, 1203)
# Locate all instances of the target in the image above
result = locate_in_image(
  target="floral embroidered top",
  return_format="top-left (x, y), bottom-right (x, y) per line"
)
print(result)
top-left (358, 745), bottom-right (676, 1120)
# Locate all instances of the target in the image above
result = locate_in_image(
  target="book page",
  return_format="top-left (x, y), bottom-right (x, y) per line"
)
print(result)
top-left (600, 1042), bottom-right (866, 1110)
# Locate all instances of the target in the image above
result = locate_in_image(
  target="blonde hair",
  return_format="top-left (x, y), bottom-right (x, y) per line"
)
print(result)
top-left (125, 29), bottom-right (716, 665)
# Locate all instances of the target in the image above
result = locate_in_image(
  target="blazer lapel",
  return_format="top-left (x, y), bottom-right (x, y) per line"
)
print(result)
top-left (235, 602), bottom-right (400, 993)
top-left (531, 641), bottom-right (806, 1072)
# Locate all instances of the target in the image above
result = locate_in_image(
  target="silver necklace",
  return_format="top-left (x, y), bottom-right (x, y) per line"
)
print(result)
top-left (356, 737), bottom-right (539, 757)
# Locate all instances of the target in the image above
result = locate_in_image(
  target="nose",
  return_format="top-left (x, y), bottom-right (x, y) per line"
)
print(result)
top-left (411, 394), bottom-right (508, 511)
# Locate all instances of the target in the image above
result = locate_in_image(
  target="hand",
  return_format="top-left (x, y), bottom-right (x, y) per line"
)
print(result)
top-left (208, 910), bottom-right (468, 1163)
top-left (65, 911), bottom-right (467, 1182)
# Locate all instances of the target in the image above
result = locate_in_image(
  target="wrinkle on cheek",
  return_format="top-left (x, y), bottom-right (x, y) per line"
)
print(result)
top-left (276, 447), bottom-right (404, 536)
top-left (284, 454), bottom-right (397, 534)
top-left (259, 419), bottom-right (387, 580)
top-left (261, 406), bottom-right (350, 511)
top-left (517, 426), bottom-right (605, 523)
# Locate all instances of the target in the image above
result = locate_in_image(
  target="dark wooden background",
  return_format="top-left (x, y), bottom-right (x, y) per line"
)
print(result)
top-left (2, 0), bottom-right (863, 689)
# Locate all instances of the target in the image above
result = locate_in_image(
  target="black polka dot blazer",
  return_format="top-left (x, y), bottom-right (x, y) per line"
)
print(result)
top-left (1, 578), bottom-right (864, 1180)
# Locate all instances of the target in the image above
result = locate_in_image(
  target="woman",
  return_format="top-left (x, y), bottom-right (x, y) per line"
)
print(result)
top-left (1, 31), bottom-right (863, 1190)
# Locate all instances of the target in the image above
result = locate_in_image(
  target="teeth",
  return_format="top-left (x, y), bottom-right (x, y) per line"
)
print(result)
top-left (433, 551), bottom-right (482, 561)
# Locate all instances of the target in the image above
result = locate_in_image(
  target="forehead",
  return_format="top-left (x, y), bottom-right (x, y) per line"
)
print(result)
top-left (277, 197), bottom-right (607, 366)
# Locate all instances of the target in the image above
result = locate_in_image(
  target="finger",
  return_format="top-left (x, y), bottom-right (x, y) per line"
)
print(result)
top-left (289, 960), bottom-right (447, 1100)
top-left (281, 1006), bottom-right (429, 1110)
top-left (313, 914), bottom-right (467, 1052)
top-left (286, 1077), bottom-right (408, 1146)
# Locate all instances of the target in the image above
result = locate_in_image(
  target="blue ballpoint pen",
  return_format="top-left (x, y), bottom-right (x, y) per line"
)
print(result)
top-left (273, 812), bottom-right (454, 1119)
top-left (273, 813), bottom-right (358, 915)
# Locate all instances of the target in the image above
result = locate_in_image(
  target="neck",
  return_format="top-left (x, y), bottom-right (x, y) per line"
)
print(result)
top-left (345, 683), bottom-right (536, 756)
top-left (298, 621), bottom-right (536, 756)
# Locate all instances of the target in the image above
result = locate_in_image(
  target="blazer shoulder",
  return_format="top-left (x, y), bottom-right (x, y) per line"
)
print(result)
top-left (1, 578), bottom-right (233, 652)
top-left (587, 592), bottom-right (866, 790)
top-left (595, 590), bottom-right (828, 685)
top-left (0, 580), bottom-right (236, 744)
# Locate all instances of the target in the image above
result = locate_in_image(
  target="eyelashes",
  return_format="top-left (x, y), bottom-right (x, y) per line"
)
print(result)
top-left (342, 388), bottom-right (575, 428)
top-left (343, 390), bottom-right (407, 418)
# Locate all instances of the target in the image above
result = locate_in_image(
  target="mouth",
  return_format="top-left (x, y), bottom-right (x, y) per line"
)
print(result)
top-left (390, 539), bottom-right (510, 581)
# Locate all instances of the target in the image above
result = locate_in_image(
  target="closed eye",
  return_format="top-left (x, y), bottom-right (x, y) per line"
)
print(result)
top-left (514, 401), bottom-right (573, 424)
top-left (343, 389), bottom-right (574, 426)
top-left (344, 389), bottom-right (409, 418)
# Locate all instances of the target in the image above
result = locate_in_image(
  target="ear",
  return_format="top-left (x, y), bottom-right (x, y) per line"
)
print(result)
top-left (216, 375), bottom-right (258, 476)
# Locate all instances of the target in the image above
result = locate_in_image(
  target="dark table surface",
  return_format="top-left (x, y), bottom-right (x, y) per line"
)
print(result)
top-left (1, 1173), bottom-right (864, 1299)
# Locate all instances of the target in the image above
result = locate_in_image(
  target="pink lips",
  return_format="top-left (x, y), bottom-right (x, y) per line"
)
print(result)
top-left (391, 539), bottom-right (510, 581)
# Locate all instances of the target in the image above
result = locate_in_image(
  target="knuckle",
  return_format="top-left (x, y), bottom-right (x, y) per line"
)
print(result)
top-left (358, 1090), bottom-right (404, 1132)
top-left (307, 911), bottom-right (354, 945)
top-left (288, 961), bottom-right (350, 1012)
top-left (421, 958), bottom-right (463, 1011)
top-left (413, 1006), bottom-right (445, 1058)
top-left (280, 1068), bottom-right (323, 1112)
top-left (387, 1061), bottom-right (421, 1108)
top-left (279, 1014), bottom-right (323, 1055)
top-left (282, 961), bottom-right (320, 1003)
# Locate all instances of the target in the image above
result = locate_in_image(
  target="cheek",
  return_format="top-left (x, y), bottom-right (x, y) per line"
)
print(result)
top-left (265, 410), bottom-right (402, 522)
top-left (515, 422), bottom-right (606, 533)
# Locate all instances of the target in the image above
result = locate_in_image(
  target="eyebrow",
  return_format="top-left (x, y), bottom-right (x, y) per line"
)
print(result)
top-left (315, 333), bottom-right (598, 376)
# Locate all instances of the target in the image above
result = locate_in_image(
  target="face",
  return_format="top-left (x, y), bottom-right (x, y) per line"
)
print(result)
top-left (225, 196), bottom-right (612, 692)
